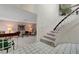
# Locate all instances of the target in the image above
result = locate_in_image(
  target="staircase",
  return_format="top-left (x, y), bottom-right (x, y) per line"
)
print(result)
top-left (40, 30), bottom-right (58, 47)
top-left (40, 6), bottom-right (79, 47)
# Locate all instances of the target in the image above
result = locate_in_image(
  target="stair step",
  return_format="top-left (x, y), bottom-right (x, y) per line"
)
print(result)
top-left (47, 33), bottom-right (56, 36)
top-left (43, 36), bottom-right (56, 41)
top-left (40, 39), bottom-right (51, 45)
top-left (50, 31), bottom-right (58, 33)
top-left (40, 39), bottom-right (56, 47)
top-left (42, 37), bottom-right (55, 42)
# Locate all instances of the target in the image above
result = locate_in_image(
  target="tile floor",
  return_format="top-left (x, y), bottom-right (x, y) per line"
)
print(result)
top-left (9, 43), bottom-right (79, 54)
top-left (0, 36), bottom-right (79, 54)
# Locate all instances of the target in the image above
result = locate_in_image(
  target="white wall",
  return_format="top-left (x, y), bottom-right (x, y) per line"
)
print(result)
top-left (56, 22), bottom-right (79, 44)
top-left (35, 4), bottom-right (60, 40)
top-left (55, 15), bottom-right (79, 44)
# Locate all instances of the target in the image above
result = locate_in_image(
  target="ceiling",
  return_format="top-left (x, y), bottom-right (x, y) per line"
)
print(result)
top-left (0, 4), bottom-right (37, 23)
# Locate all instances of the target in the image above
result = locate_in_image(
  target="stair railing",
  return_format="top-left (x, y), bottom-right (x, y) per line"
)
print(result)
top-left (53, 7), bottom-right (79, 31)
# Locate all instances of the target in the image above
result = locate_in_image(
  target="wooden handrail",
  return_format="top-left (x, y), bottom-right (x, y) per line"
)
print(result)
top-left (53, 7), bottom-right (79, 31)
